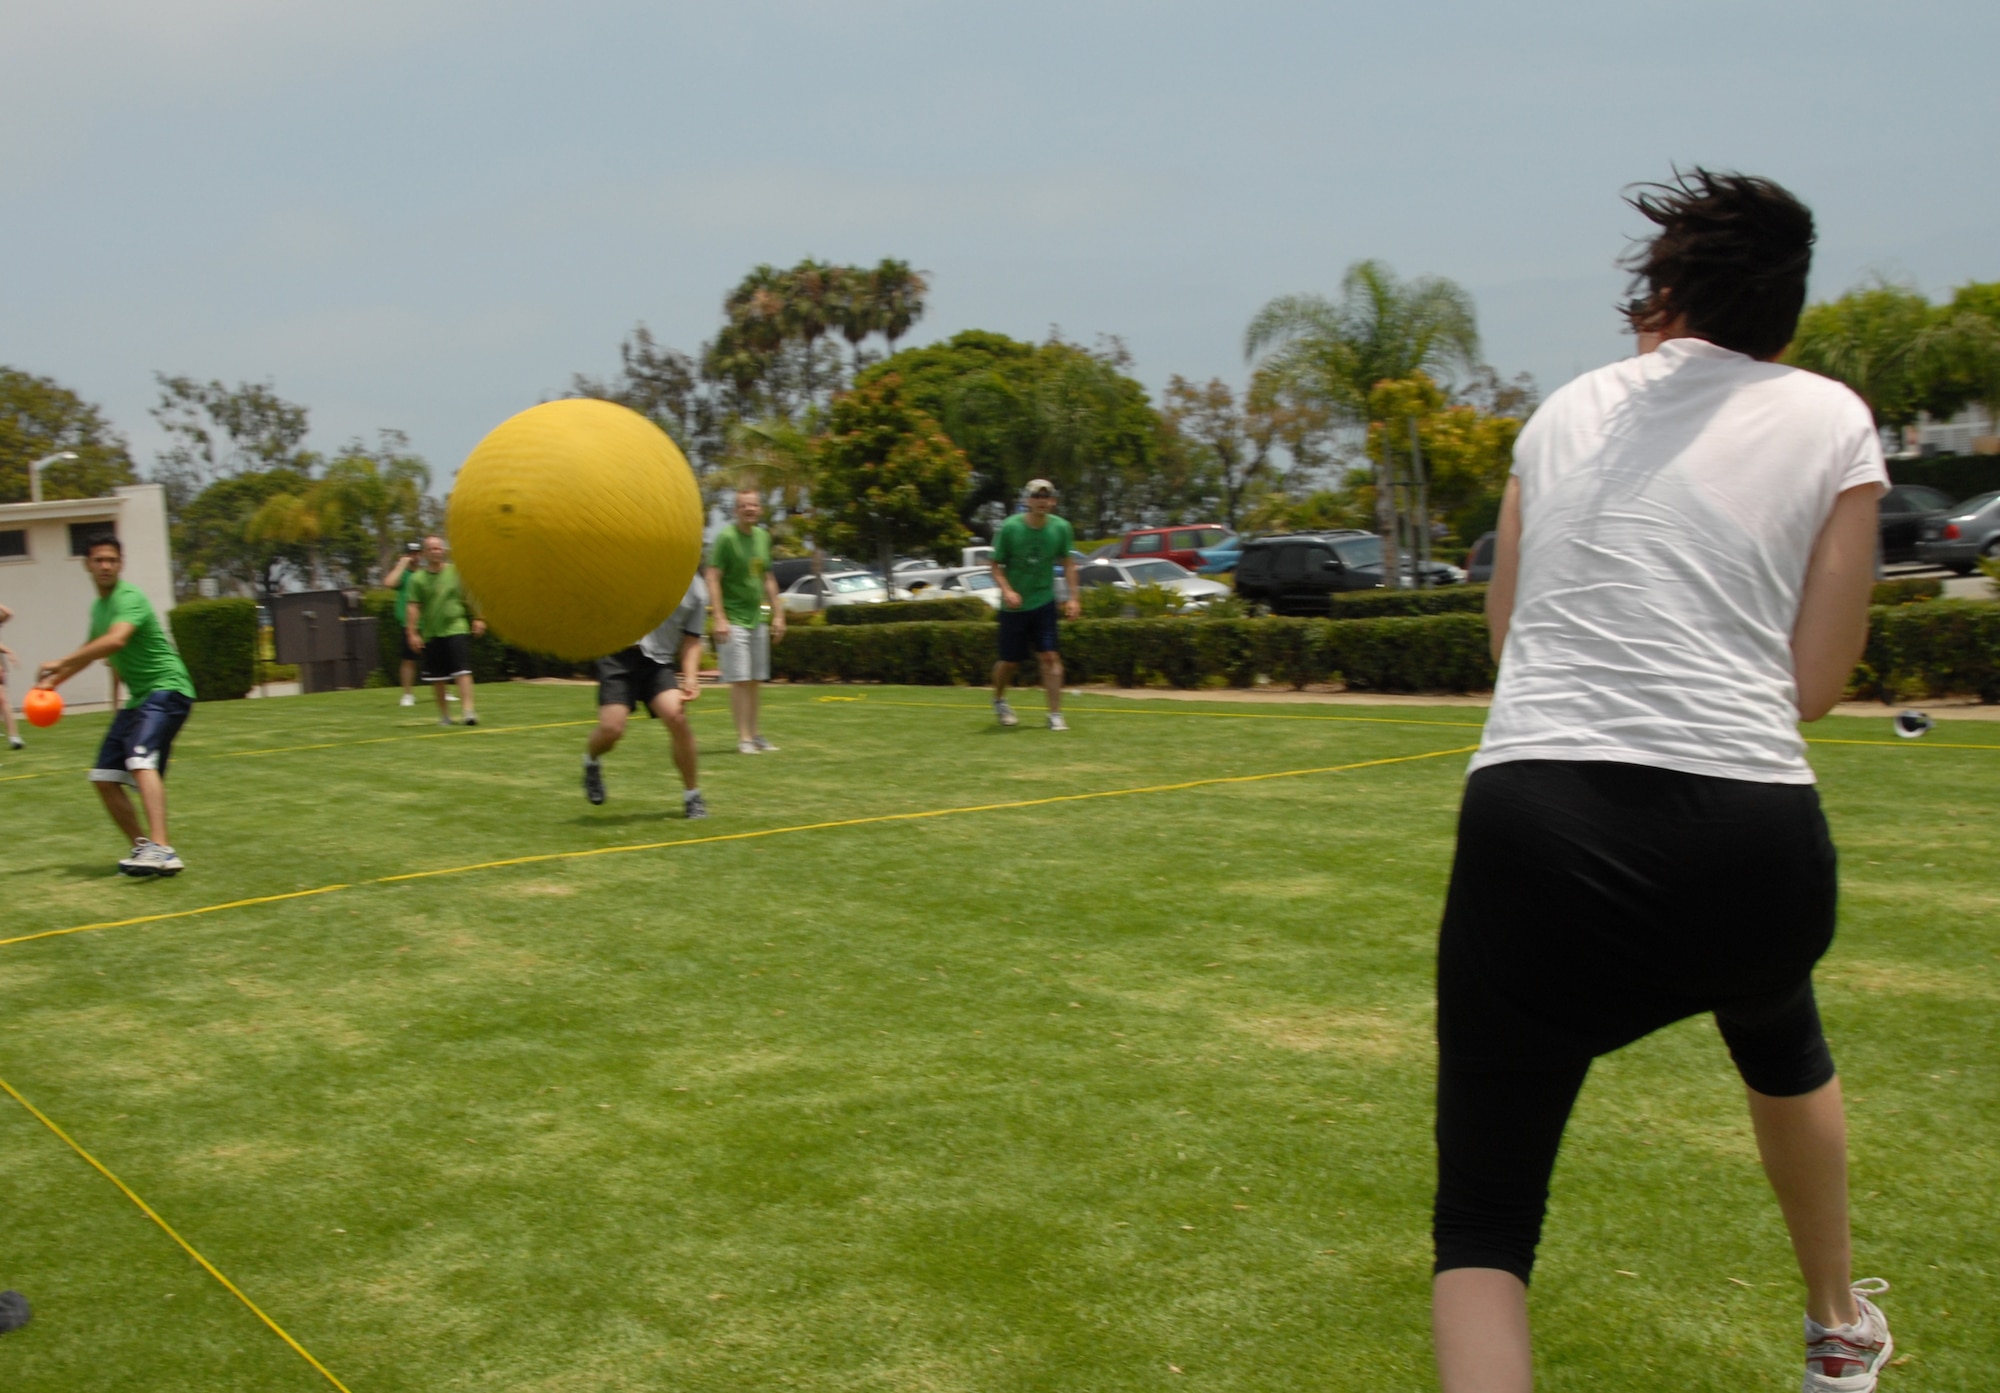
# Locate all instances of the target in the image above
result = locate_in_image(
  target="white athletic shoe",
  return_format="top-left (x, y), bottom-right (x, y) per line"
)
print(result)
top-left (119, 839), bottom-right (184, 877)
top-left (7, 736), bottom-right (22, 750)
top-left (752, 735), bottom-right (778, 753)
top-left (995, 699), bottom-right (1018, 728)
top-left (398, 693), bottom-right (415, 707)
top-left (1804, 1279), bottom-right (1893, 1392)
top-left (1047, 712), bottom-right (1068, 731)
top-left (737, 739), bottom-right (760, 755)
top-left (438, 716), bottom-right (453, 727)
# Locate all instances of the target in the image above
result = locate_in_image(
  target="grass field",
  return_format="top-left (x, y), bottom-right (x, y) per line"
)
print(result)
top-left (0, 683), bottom-right (1994, 1391)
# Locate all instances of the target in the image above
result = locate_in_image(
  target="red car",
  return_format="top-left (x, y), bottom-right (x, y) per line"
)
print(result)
top-left (1109, 524), bottom-right (1233, 571)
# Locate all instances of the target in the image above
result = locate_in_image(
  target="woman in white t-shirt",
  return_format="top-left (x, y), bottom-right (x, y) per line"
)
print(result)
top-left (1431, 171), bottom-right (1895, 1393)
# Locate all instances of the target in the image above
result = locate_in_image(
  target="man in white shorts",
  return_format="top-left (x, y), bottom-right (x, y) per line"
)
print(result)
top-left (703, 486), bottom-right (785, 754)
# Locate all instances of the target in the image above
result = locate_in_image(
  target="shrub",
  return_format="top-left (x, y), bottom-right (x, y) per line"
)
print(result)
top-left (1328, 586), bottom-right (1489, 619)
top-left (773, 613), bottom-right (1496, 693)
top-left (1870, 577), bottom-right (1942, 606)
top-left (1858, 599), bottom-right (2000, 702)
top-left (1080, 582), bottom-right (1189, 619)
top-left (828, 597), bottom-right (992, 625)
top-left (168, 598), bottom-right (258, 701)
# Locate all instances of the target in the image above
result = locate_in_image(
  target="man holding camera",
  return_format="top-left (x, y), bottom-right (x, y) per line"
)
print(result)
top-left (383, 541), bottom-right (424, 707)
top-left (404, 535), bottom-right (486, 727)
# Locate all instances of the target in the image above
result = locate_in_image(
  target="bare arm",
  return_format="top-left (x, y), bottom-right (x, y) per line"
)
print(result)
top-left (1484, 477), bottom-right (1523, 664)
top-left (405, 598), bottom-right (423, 648)
top-left (1062, 556), bottom-right (1081, 620)
top-left (765, 568), bottom-right (785, 639)
top-left (991, 560), bottom-right (1020, 610)
top-left (678, 631), bottom-right (704, 699)
top-left (704, 567), bottom-right (728, 639)
top-left (1791, 484), bottom-right (1881, 722)
top-left (38, 621), bottom-right (135, 687)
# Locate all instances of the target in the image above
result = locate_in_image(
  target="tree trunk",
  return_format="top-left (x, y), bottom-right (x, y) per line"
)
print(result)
top-left (1377, 428), bottom-right (1402, 590)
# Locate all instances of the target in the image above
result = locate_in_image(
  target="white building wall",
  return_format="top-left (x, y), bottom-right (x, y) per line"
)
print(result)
top-left (0, 484), bottom-right (175, 710)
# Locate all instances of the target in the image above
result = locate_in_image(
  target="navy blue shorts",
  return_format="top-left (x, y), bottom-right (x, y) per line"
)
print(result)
top-left (997, 602), bottom-right (1060, 663)
top-left (91, 690), bottom-right (194, 786)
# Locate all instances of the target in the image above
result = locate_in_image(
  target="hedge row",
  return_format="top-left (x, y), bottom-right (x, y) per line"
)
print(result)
top-left (1869, 577), bottom-right (1943, 606)
top-left (1858, 599), bottom-right (2000, 702)
top-left (828, 596), bottom-right (992, 625)
top-left (772, 613), bottom-right (1496, 692)
top-left (358, 589), bottom-right (594, 683)
top-left (167, 598), bottom-right (258, 701)
top-left (773, 599), bottom-right (2000, 701)
top-left (1887, 453), bottom-right (2000, 503)
top-left (1328, 586), bottom-right (1488, 619)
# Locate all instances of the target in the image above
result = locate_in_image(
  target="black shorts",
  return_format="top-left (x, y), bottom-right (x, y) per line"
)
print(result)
top-left (398, 629), bottom-right (423, 663)
top-left (90, 690), bottom-right (193, 786)
top-left (596, 646), bottom-right (683, 714)
top-left (997, 601), bottom-right (1060, 663)
top-left (419, 632), bottom-right (473, 683)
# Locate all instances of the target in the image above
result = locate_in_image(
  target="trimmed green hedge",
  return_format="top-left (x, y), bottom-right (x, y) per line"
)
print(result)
top-left (828, 597), bottom-right (993, 625)
top-left (1887, 454), bottom-right (2000, 503)
top-left (1859, 599), bottom-right (2000, 702)
top-left (1870, 577), bottom-right (1943, 606)
top-left (168, 598), bottom-right (258, 701)
top-left (1328, 586), bottom-right (1488, 619)
top-left (772, 613), bottom-right (1496, 693)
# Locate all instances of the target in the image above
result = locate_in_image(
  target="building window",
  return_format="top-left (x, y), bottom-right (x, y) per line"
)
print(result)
top-left (69, 522), bottom-right (117, 556)
top-left (0, 529), bottom-right (26, 560)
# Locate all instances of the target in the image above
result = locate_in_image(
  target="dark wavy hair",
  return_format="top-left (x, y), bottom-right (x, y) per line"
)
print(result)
top-left (1619, 168), bottom-right (1815, 360)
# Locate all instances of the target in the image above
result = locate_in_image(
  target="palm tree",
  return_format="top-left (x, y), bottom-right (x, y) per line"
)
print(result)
top-left (1243, 259), bottom-right (1480, 422)
top-left (785, 258), bottom-right (838, 409)
top-left (871, 259), bottom-right (929, 355)
top-left (830, 265), bottom-right (880, 374)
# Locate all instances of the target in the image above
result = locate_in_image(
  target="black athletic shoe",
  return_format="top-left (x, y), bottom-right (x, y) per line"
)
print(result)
top-left (0, 1290), bottom-right (30, 1334)
top-left (583, 761), bottom-right (606, 805)
top-left (684, 791), bottom-right (708, 820)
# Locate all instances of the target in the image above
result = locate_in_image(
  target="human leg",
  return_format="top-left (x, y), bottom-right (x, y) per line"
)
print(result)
top-left (1036, 650), bottom-right (1064, 716)
top-left (132, 768), bottom-right (170, 847)
top-left (1433, 1270), bottom-right (1531, 1393)
top-left (587, 704), bottom-right (630, 760)
top-left (990, 661), bottom-right (1018, 700)
top-left (455, 670), bottom-right (477, 721)
top-left (0, 682), bottom-right (19, 745)
top-left (94, 778), bottom-right (144, 843)
top-left (651, 689), bottom-right (700, 790)
top-left (1748, 1079), bottom-right (1858, 1329)
top-left (399, 658), bottom-right (417, 699)
top-left (729, 683), bottom-right (756, 744)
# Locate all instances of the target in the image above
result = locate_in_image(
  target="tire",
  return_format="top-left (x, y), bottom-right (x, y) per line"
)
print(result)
top-left (1946, 562), bottom-right (1976, 576)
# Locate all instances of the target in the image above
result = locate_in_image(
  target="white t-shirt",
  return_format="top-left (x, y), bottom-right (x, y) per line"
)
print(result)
top-left (1471, 338), bottom-right (1887, 785)
top-left (637, 575), bottom-right (707, 665)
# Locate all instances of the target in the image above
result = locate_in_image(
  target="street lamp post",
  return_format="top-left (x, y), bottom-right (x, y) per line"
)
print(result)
top-left (27, 451), bottom-right (79, 504)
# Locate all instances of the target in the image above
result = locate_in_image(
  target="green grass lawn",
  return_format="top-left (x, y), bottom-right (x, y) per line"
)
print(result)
top-left (0, 684), bottom-right (1993, 1391)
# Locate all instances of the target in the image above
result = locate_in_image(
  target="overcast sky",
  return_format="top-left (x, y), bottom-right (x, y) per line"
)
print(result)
top-left (5, 0), bottom-right (1996, 485)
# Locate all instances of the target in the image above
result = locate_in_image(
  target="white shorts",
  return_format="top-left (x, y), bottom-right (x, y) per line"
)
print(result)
top-left (717, 622), bottom-right (770, 683)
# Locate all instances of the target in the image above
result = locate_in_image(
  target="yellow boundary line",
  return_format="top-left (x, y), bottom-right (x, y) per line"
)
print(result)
top-left (0, 718), bottom-right (599, 784)
top-left (3, 745), bottom-right (1478, 951)
top-left (0, 1073), bottom-right (352, 1391)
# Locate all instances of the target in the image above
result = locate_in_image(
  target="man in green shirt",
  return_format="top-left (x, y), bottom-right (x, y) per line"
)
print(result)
top-left (404, 535), bottom-right (487, 727)
top-left (991, 479), bottom-right (1081, 730)
top-left (702, 486), bottom-right (785, 754)
top-left (383, 541), bottom-right (424, 707)
top-left (34, 533), bottom-right (198, 876)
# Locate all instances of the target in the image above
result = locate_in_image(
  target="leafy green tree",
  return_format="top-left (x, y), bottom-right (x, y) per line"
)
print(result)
top-left (312, 433), bottom-right (433, 584)
top-left (1244, 259), bottom-right (1481, 427)
top-left (178, 468), bottom-right (316, 596)
top-left (1365, 375), bottom-right (1523, 543)
top-left (0, 367), bottom-right (138, 502)
top-left (812, 373), bottom-right (972, 581)
top-left (1785, 280), bottom-right (2000, 429)
top-left (1159, 375), bottom-right (1333, 527)
top-left (871, 259), bottom-right (928, 355)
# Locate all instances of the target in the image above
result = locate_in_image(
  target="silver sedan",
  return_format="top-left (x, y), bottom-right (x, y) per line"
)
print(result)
top-left (1076, 557), bottom-right (1233, 607)
top-left (1916, 490), bottom-right (2000, 575)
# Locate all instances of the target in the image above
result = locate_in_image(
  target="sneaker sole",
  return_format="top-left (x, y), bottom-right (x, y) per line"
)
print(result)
top-left (118, 864), bottom-right (156, 877)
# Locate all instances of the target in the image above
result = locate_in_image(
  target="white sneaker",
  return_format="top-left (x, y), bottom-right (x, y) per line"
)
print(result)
top-left (737, 739), bottom-right (760, 755)
top-left (995, 699), bottom-right (1018, 728)
top-left (7, 736), bottom-right (22, 750)
top-left (752, 735), bottom-right (778, 753)
top-left (118, 839), bottom-right (184, 877)
top-left (1804, 1279), bottom-right (1893, 1392)
top-left (398, 693), bottom-right (415, 707)
top-left (1047, 712), bottom-right (1068, 731)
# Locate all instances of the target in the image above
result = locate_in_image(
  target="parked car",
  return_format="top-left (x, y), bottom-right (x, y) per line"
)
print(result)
top-left (1879, 484), bottom-right (1955, 563)
top-left (1194, 533), bottom-right (1250, 575)
top-left (769, 556), bottom-right (870, 591)
top-left (776, 569), bottom-right (902, 614)
top-left (1465, 531), bottom-right (1497, 584)
top-left (1108, 524), bottom-right (1235, 571)
top-left (1233, 531), bottom-right (1463, 614)
top-left (918, 567), bottom-right (1006, 609)
top-left (1916, 489), bottom-right (2000, 574)
top-left (1074, 557), bottom-right (1232, 608)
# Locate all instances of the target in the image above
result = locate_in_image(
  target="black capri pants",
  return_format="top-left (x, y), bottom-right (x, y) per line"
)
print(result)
top-left (1433, 758), bottom-right (1839, 1284)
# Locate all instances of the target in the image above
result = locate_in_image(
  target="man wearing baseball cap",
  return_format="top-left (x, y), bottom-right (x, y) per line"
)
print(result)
top-left (990, 479), bottom-right (1081, 729)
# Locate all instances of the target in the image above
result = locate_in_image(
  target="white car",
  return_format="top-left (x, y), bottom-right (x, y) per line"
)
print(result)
top-left (917, 566), bottom-right (1004, 609)
top-left (1075, 557), bottom-right (1232, 607)
top-left (777, 569), bottom-right (903, 614)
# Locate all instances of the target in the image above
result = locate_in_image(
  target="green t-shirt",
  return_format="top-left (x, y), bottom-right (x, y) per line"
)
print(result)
top-left (406, 563), bottom-right (472, 639)
top-left (992, 512), bottom-right (1074, 612)
top-left (90, 581), bottom-right (196, 707)
top-left (706, 525), bottom-right (773, 629)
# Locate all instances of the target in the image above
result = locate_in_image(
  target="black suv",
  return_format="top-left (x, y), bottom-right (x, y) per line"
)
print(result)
top-left (1234, 531), bottom-right (1462, 614)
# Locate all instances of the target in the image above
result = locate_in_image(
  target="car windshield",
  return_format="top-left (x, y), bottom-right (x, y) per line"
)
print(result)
top-left (1330, 535), bottom-right (1383, 566)
top-left (1126, 560), bottom-right (1190, 583)
top-left (828, 574), bottom-right (881, 593)
top-left (1953, 490), bottom-right (2000, 516)
top-left (960, 572), bottom-right (997, 590)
